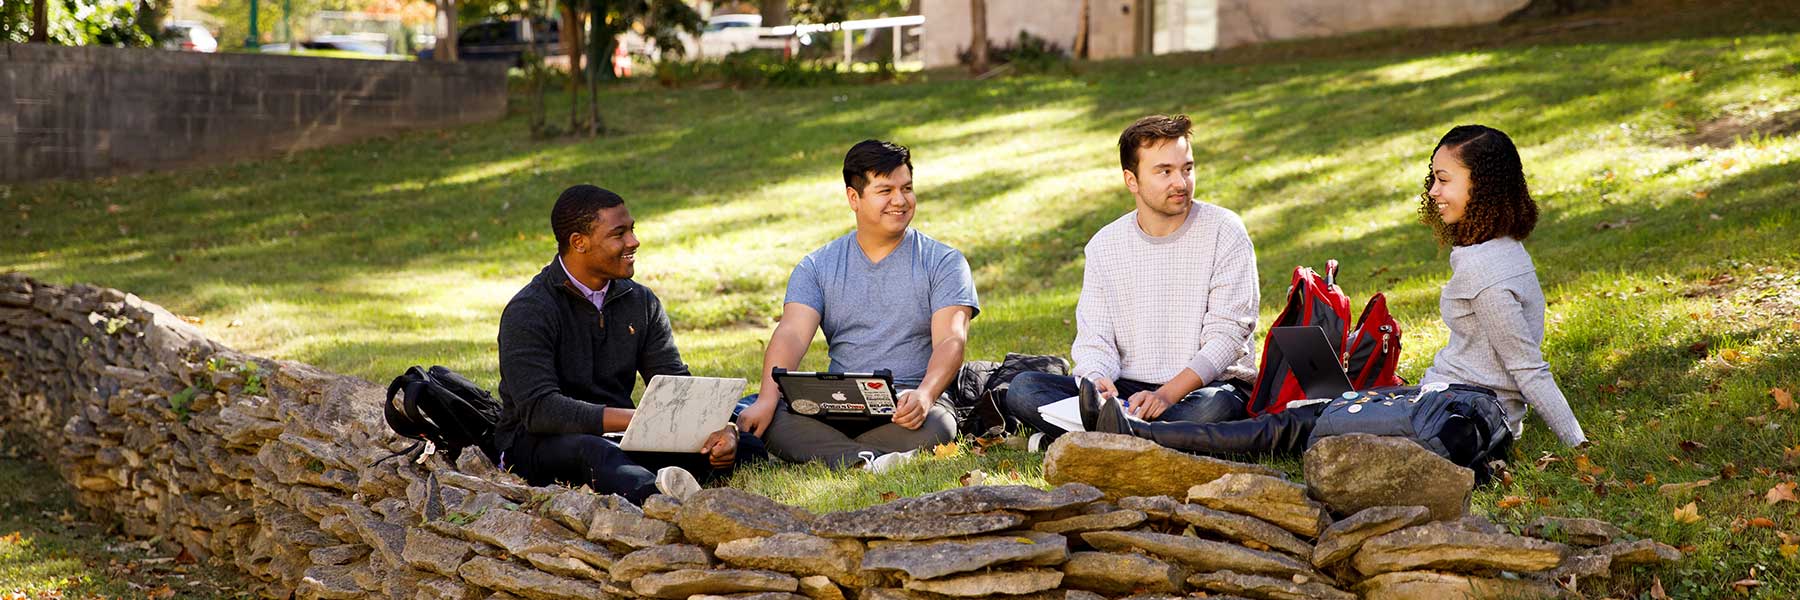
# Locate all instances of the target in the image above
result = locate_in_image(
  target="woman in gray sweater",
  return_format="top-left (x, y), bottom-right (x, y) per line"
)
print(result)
top-left (1087, 124), bottom-right (1588, 455)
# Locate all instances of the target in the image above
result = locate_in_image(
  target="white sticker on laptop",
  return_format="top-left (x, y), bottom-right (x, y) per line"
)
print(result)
top-left (1421, 382), bottom-right (1449, 394)
top-left (858, 379), bottom-right (896, 415)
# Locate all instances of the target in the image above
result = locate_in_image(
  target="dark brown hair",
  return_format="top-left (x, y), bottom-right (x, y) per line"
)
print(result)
top-left (1118, 115), bottom-right (1193, 175)
top-left (1419, 125), bottom-right (1539, 246)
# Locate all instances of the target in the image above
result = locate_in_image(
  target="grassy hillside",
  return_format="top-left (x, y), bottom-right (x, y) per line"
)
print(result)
top-left (4, 0), bottom-right (1799, 595)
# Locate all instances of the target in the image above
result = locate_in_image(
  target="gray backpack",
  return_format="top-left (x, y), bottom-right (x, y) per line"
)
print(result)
top-left (1307, 384), bottom-right (1514, 483)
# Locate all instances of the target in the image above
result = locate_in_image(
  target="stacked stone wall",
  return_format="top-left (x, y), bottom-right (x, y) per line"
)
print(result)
top-left (0, 272), bottom-right (1677, 599)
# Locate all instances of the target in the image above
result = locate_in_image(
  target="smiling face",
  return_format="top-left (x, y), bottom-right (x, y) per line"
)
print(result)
top-left (570, 205), bottom-right (638, 281)
top-left (1124, 137), bottom-right (1195, 220)
top-left (1428, 146), bottom-right (1473, 225)
top-left (848, 165), bottom-right (915, 238)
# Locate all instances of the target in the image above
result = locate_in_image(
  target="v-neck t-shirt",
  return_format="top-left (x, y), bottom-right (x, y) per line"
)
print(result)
top-left (783, 228), bottom-right (980, 387)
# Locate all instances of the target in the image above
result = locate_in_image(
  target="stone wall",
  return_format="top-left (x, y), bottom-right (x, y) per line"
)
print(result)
top-left (1, 44), bottom-right (508, 183)
top-left (0, 272), bottom-right (1679, 599)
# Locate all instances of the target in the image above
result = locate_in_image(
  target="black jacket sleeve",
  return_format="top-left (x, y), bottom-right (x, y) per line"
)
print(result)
top-left (497, 297), bottom-right (608, 436)
top-left (637, 288), bottom-right (691, 383)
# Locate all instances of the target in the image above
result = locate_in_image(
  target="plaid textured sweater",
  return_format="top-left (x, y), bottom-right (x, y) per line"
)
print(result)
top-left (1071, 201), bottom-right (1261, 386)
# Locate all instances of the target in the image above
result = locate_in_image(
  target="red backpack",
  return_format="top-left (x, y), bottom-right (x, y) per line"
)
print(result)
top-left (1343, 293), bottom-right (1406, 389)
top-left (1247, 261), bottom-right (1352, 416)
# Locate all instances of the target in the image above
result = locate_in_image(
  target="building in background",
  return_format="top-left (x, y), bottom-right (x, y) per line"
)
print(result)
top-left (920, 0), bottom-right (1530, 68)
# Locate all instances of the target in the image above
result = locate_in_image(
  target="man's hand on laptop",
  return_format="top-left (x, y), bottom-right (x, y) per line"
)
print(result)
top-left (739, 380), bottom-right (780, 437)
top-left (893, 389), bottom-right (928, 430)
top-left (1127, 390), bottom-right (1172, 419)
top-left (702, 424), bottom-right (738, 468)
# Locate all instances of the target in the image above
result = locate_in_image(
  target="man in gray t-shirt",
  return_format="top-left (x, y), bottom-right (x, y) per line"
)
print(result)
top-left (739, 140), bottom-right (980, 470)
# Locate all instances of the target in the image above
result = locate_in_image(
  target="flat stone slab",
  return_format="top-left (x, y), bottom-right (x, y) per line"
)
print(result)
top-left (1059, 551), bottom-right (1181, 595)
top-left (901, 569), bottom-right (1063, 597)
top-left (1354, 571), bottom-right (1561, 600)
top-left (677, 488), bottom-right (817, 546)
top-left (715, 532), bottom-right (865, 586)
top-left (1304, 433), bottom-right (1472, 521)
top-left (813, 510), bottom-right (1027, 541)
top-left (613, 544), bottom-right (711, 582)
top-left (1585, 539), bottom-right (1683, 566)
top-left (1352, 522), bottom-right (1568, 576)
top-left (1524, 516), bottom-right (1628, 547)
top-left (1046, 432), bottom-right (1280, 500)
top-left (1081, 531), bottom-right (1318, 579)
top-left (458, 556), bottom-right (611, 600)
top-left (1174, 503), bottom-right (1313, 558)
top-left (861, 531), bottom-right (1067, 580)
top-left (1311, 505), bottom-right (1432, 568)
top-left (1187, 570), bottom-right (1356, 600)
top-left (1031, 509), bottom-right (1146, 534)
top-left (1188, 473), bottom-right (1329, 538)
top-left (884, 483), bottom-right (1104, 514)
top-left (631, 569), bottom-right (799, 599)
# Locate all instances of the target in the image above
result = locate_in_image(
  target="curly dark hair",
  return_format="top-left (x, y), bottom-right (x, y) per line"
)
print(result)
top-left (552, 184), bottom-right (625, 254)
top-left (1418, 125), bottom-right (1539, 246)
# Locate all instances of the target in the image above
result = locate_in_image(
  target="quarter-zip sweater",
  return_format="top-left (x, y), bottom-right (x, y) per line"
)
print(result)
top-left (495, 259), bottom-right (689, 453)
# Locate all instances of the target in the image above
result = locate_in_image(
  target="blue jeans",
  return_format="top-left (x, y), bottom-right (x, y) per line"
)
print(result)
top-left (1002, 372), bottom-right (1250, 443)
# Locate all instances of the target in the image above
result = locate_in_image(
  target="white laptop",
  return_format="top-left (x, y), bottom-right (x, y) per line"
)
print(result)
top-left (618, 375), bottom-right (746, 453)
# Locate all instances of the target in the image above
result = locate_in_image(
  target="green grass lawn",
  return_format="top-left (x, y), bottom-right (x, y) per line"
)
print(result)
top-left (6, 0), bottom-right (1800, 595)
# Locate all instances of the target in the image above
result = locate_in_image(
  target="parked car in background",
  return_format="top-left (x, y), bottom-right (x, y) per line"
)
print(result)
top-left (419, 18), bottom-right (561, 66)
top-left (161, 21), bottom-right (218, 53)
top-left (261, 33), bottom-right (394, 57)
top-left (683, 13), bottom-right (762, 58)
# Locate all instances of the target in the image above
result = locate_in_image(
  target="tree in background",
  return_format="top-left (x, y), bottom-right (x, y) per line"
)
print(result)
top-left (968, 0), bottom-right (986, 73)
top-left (574, 0), bottom-right (701, 134)
top-left (2, 0), bottom-right (158, 45)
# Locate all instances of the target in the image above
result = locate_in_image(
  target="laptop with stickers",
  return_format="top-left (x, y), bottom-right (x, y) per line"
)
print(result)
top-left (772, 367), bottom-right (898, 422)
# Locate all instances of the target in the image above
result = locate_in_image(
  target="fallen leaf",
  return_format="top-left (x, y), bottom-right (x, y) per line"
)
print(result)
top-left (1782, 544), bottom-right (1799, 561)
top-left (1786, 446), bottom-right (1800, 466)
top-left (1748, 517), bottom-right (1778, 528)
top-left (1766, 482), bottom-right (1797, 505)
top-left (1497, 496), bottom-right (1526, 509)
top-left (878, 491), bottom-right (898, 502)
top-left (1779, 531), bottom-right (1800, 545)
top-left (1643, 473), bottom-right (1658, 485)
top-left (1679, 440), bottom-right (1708, 453)
top-left (1535, 496), bottom-right (1554, 508)
top-left (958, 470), bottom-right (987, 487)
top-left (0, 532), bottom-right (20, 544)
top-left (1659, 478), bottom-right (1715, 497)
top-left (1731, 578), bottom-right (1761, 593)
top-left (175, 547), bottom-right (197, 564)
top-left (1573, 454), bottom-right (1606, 476)
top-left (1672, 502), bottom-right (1702, 524)
top-left (148, 586), bottom-right (177, 600)
top-left (1722, 463), bottom-right (1740, 479)
top-left (1650, 575), bottom-right (1669, 600)
top-left (1774, 388), bottom-right (1796, 412)
top-left (931, 443), bottom-right (962, 460)
top-left (1720, 348), bottom-right (1743, 362)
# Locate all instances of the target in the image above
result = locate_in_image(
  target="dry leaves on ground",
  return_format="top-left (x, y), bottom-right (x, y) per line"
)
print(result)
top-left (1673, 502), bottom-right (1702, 524)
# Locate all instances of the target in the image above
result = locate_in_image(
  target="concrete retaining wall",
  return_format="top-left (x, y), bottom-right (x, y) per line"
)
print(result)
top-left (1, 44), bottom-right (507, 182)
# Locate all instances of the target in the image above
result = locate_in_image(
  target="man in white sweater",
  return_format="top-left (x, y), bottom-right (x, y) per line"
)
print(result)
top-left (1003, 115), bottom-right (1260, 444)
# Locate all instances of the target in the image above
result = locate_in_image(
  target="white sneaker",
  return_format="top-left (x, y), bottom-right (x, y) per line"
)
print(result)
top-left (654, 466), bottom-right (700, 501)
top-left (862, 449), bottom-right (918, 474)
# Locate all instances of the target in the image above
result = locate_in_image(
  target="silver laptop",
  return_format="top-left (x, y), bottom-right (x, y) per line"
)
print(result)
top-left (619, 375), bottom-right (745, 453)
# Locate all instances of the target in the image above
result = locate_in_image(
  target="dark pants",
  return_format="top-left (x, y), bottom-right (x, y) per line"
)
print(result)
top-left (1002, 372), bottom-right (1251, 443)
top-left (1131, 402), bottom-right (1324, 457)
top-left (740, 392), bottom-right (958, 468)
top-left (503, 430), bottom-right (767, 505)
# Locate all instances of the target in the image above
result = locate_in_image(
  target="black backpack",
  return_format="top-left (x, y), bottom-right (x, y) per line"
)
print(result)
top-left (1307, 383), bottom-right (1515, 484)
top-left (952, 353), bottom-right (1071, 436)
top-left (380, 365), bottom-right (502, 466)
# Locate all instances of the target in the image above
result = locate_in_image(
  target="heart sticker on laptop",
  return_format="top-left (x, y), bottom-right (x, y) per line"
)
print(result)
top-left (867, 382), bottom-right (883, 389)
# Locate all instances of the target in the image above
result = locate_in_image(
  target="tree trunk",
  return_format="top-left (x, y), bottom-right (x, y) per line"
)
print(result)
top-left (30, 0), bottom-right (48, 42)
top-left (1074, 0), bottom-right (1089, 59)
top-left (759, 0), bottom-right (787, 26)
top-left (562, 3), bottom-right (585, 84)
top-left (969, 0), bottom-right (988, 74)
top-left (434, 0), bottom-right (459, 61)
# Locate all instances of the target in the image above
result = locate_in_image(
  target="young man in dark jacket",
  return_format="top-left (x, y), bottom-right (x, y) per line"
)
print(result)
top-left (494, 184), bottom-right (765, 504)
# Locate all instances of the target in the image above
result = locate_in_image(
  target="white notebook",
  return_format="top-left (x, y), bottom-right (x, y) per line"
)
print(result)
top-left (1038, 396), bottom-right (1086, 433)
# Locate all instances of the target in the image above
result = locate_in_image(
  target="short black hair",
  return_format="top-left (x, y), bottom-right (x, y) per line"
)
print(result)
top-left (552, 184), bottom-right (625, 254)
top-left (842, 139), bottom-right (913, 195)
top-left (1118, 114), bottom-right (1193, 175)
